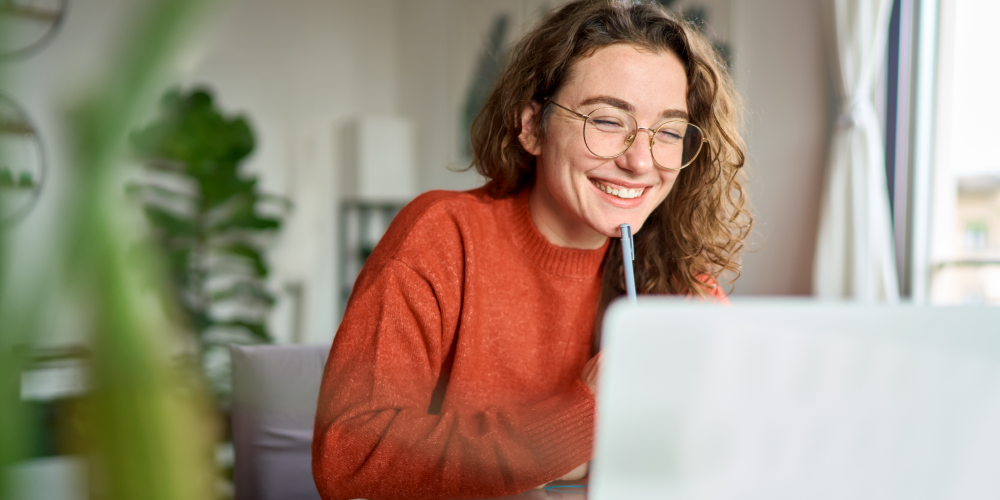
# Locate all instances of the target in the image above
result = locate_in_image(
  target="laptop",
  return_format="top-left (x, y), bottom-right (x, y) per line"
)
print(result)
top-left (591, 299), bottom-right (1000, 500)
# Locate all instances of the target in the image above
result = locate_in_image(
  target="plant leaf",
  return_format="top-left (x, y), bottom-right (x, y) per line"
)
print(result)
top-left (143, 206), bottom-right (197, 238)
top-left (214, 242), bottom-right (267, 276)
top-left (214, 319), bottom-right (270, 342)
top-left (209, 281), bottom-right (275, 306)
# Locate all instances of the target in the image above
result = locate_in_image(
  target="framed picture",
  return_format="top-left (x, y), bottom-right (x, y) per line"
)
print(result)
top-left (448, 0), bottom-right (562, 164)
top-left (445, 0), bottom-right (733, 166)
top-left (665, 0), bottom-right (733, 67)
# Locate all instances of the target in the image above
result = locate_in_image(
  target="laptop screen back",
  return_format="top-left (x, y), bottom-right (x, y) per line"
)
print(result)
top-left (591, 299), bottom-right (1000, 500)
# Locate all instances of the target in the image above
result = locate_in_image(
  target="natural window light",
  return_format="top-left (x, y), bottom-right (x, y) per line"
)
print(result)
top-left (928, 0), bottom-right (1000, 305)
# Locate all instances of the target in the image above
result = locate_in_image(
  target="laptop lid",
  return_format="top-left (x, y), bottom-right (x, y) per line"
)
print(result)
top-left (591, 299), bottom-right (1000, 500)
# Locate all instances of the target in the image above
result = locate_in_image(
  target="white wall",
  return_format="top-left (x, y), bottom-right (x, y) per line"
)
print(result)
top-left (178, 0), bottom-right (403, 344)
top-left (398, 0), bottom-right (479, 192)
top-left (729, 0), bottom-right (830, 295)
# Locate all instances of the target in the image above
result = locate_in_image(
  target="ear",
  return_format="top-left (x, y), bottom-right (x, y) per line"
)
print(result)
top-left (518, 101), bottom-right (543, 156)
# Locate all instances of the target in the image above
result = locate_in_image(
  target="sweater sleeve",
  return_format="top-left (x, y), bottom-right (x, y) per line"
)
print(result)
top-left (312, 258), bottom-right (596, 500)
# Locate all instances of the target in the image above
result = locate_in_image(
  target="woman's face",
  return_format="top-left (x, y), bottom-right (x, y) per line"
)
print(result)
top-left (523, 44), bottom-right (689, 249)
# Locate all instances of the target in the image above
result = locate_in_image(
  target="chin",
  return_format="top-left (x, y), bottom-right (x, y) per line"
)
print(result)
top-left (594, 216), bottom-right (648, 239)
top-left (585, 197), bottom-right (666, 241)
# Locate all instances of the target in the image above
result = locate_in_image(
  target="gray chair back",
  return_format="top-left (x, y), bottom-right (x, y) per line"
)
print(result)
top-left (231, 344), bottom-right (330, 500)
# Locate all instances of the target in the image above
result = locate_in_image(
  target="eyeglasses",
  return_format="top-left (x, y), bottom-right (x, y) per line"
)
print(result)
top-left (547, 101), bottom-right (708, 170)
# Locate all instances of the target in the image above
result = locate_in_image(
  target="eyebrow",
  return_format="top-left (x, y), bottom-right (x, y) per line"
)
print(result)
top-left (578, 95), bottom-right (690, 121)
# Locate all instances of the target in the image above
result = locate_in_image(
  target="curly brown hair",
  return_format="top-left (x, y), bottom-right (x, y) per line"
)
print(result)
top-left (470, 0), bottom-right (752, 336)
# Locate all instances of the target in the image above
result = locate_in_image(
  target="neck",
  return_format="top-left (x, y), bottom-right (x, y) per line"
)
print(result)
top-left (528, 184), bottom-right (609, 250)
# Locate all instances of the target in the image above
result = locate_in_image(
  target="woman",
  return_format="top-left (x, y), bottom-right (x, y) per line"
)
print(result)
top-left (312, 1), bottom-right (750, 499)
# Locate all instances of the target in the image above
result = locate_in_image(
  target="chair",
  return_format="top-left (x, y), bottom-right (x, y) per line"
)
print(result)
top-left (231, 344), bottom-right (331, 500)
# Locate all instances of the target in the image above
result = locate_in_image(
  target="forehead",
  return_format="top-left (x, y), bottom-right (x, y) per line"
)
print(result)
top-left (558, 44), bottom-right (688, 114)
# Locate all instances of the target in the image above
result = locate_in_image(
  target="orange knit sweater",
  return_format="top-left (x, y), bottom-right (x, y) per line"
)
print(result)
top-left (312, 188), bottom-right (722, 500)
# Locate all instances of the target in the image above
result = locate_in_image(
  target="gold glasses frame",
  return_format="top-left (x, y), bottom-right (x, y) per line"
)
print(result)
top-left (547, 100), bottom-right (708, 171)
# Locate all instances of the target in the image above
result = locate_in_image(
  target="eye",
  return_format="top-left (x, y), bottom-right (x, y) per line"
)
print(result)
top-left (656, 125), bottom-right (685, 143)
top-left (590, 117), bottom-right (626, 130)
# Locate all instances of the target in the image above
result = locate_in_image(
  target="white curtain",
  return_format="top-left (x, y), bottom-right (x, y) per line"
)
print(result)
top-left (813, 0), bottom-right (899, 302)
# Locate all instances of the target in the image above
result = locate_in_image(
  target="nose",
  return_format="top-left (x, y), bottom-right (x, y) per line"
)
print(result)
top-left (615, 128), bottom-right (655, 175)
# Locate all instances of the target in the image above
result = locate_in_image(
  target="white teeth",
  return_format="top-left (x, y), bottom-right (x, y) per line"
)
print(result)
top-left (594, 180), bottom-right (644, 199)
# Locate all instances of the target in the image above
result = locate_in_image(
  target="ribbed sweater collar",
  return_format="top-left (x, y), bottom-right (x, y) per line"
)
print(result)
top-left (502, 189), bottom-right (609, 279)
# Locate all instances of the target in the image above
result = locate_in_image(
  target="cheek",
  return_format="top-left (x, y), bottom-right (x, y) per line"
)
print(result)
top-left (540, 136), bottom-right (592, 187)
top-left (654, 171), bottom-right (682, 201)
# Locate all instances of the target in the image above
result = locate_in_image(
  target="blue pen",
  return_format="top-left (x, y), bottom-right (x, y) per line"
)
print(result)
top-left (619, 223), bottom-right (636, 304)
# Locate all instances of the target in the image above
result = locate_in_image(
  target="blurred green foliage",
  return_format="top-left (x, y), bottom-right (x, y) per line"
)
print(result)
top-left (0, 0), bottom-right (221, 499)
top-left (129, 88), bottom-right (285, 402)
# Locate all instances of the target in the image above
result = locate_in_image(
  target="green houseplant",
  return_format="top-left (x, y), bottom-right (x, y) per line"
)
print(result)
top-left (129, 88), bottom-right (285, 403)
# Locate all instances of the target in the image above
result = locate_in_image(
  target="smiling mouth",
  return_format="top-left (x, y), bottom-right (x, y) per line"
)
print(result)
top-left (591, 179), bottom-right (646, 200)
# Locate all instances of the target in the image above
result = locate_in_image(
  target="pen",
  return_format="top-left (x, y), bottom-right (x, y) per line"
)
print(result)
top-left (619, 223), bottom-right (636, 304)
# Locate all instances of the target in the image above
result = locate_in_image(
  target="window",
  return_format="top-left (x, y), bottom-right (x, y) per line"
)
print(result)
top-left (924, 0), bottom-right (1000, 305)
top-left (964, 221), bottom-right (986, 253)
top-left (887, 0), bottom-right (1000, 304)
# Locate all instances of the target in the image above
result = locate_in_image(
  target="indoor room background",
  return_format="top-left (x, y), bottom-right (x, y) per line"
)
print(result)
top-left (6, 0), bottom-right (829, 348)
top-left (5, 0), bottom-right (995, 498)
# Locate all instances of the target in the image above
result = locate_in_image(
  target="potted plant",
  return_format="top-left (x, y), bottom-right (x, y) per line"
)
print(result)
top-left (129, 88), bottom-right (286, 406)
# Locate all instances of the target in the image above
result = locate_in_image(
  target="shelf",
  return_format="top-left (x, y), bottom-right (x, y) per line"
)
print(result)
top-left (0, 119), bottom-right (36, 135)
top-left (338, 200), bottom-right (406, 314)
top-left (2, 4), bottom-right (62, 22)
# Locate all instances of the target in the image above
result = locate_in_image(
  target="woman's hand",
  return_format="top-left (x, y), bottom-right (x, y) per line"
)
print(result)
top-left (580, 352), bottom-right (601, 398)
top-left (558, 461), bottom-right (589, 481)
top-left (533, 461), bottom-right (590, 489)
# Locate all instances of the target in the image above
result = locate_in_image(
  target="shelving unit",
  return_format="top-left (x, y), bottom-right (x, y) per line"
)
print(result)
top-left (3, 3), bottom-right (62, 22)
top-left (338, 200), bottom-right (406, 315)
top-left (0, 117), bottom-right (35, 135)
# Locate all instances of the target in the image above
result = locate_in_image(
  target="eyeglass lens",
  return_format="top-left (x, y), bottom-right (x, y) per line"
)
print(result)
top-left (582, 107), bottom-right (704, 168)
